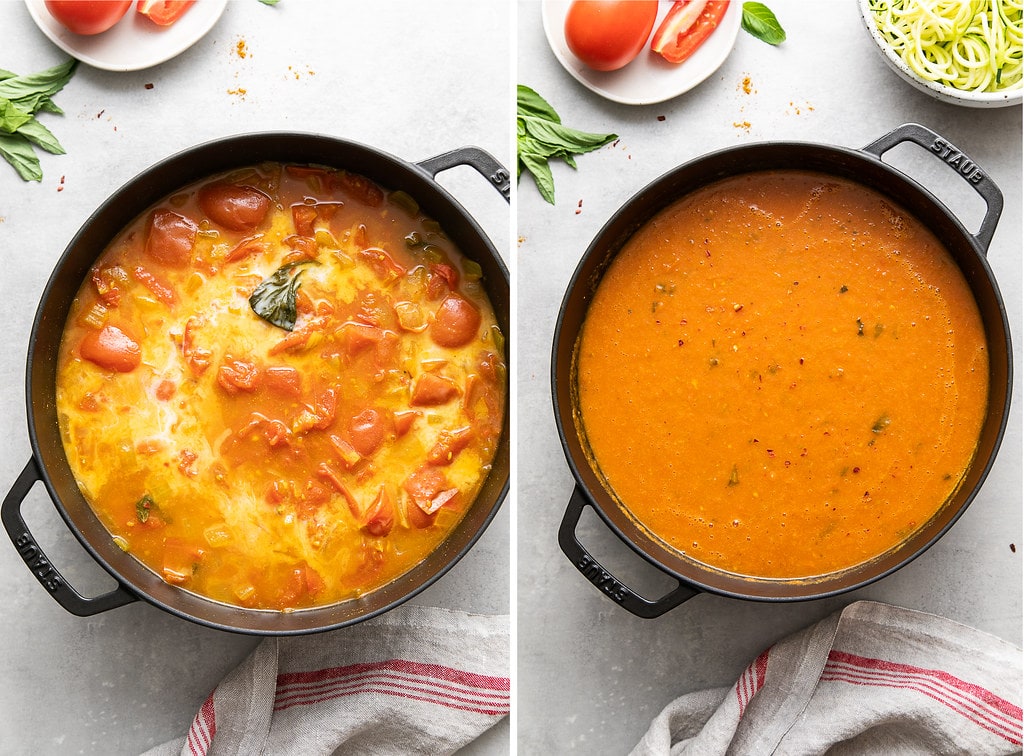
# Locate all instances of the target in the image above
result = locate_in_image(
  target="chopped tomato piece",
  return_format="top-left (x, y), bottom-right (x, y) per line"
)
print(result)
top-left (332, 172), bottom-right (384, 207)
top-left (401, 466), bottom-right (458, 527)
top-left (349, 408), bottom-right (385, 457)
top-left (292, 204), bottom-right (318, 237)
top-left (155, 379), bottom-right (176, 400)
top-left (410, 372), bottom-right (460, 407)
top-left (225, 234), bottom-right (268, 263)
top-left (358, 247), bottom-right (406, 280)
top-left (393, 410), bottom-right (421, 438)
top-left (313, 388), bottom-right (338, 430)
top-left (144, 208), bottom-right (197, 267)
top-left (268, 314), bottom-right (332, 356)
top-left (430, 295), bottom-right (481, 348)
top-left (282, 235), bottom-right (319, 261)
top-left (427, 426), bottom-right (475, 466)
top-left (137, 0), bottom-right (194, 26)
top-left (338, 321), bottom-right (383, 356)
top-left (182, 316), bottom-right (211, 376)
top-left (263, 366), bottom-right (301, 397)
top-left (430, 262), bottom-right (460, 291)
top-left (178, 448), bottom-right (198, 477)
top-left (162, 538), bottom-right (201, 585)
top-left (80, 324), bottom-right (141, 373)
top-left (90, 265), bottom-right (126, 307)
top-left (362, 486), bottom-right (395, 537)
top-left (198, 182), bottom-right (270, 231)
top-left (216, 358), bottom-right (260, 394)
top-left (133, 266), bottom-right (175, 306)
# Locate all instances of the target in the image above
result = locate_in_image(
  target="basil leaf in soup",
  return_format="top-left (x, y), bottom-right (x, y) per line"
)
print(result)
top-left (249, 261), bottom-right (314, 331)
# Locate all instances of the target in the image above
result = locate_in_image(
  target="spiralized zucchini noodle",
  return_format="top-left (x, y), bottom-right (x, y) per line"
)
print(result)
top-left (868, 0), bottom-right (1023, 92)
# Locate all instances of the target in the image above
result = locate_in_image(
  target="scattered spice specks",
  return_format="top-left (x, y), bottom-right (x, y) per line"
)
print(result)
top-left (236, 38), bottom-right (249, 58)
top-left (57, 175), bottom-right (65, 192)
top-left (1012, 543), bottom-right (1017, 553)
top-left (657, 115), bottom-right (666, 121)
top-left (144, 83), bottom-right (154, 90)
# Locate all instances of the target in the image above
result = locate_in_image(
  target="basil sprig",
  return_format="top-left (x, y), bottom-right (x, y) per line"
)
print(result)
top-left (517, 85), bottom-right (617, 205)
top-left (249, 261), bottom-right (314, 331)
top-left (0, 59), bottom-right (77, 182)
top-left (742, 2), bottom-right (787, 46)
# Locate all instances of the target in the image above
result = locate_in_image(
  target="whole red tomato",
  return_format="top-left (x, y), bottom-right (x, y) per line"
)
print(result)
top-left (564, 0), bottom-right (659, 71)
top-left (44, 0), bottom-right (132, 35)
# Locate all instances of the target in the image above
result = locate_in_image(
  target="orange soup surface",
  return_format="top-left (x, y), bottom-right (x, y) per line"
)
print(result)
top-left (57, 163), bottom-right (506, 610)
top-left (576, 171), bottom-right (988, 580)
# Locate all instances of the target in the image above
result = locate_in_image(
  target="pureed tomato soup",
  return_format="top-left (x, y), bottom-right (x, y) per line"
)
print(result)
top-left (56, 163), bottom-right (506, 611)
top-left (576, 170), bottom-right (988, 580)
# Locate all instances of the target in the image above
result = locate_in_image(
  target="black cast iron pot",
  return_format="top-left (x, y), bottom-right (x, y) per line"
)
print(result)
top-left (3, 132), bottom-right (510, 635)
top-left (554, 123), bottom-right (1011, 618)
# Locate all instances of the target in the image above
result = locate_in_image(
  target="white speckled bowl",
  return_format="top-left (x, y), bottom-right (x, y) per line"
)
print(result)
top-left (858, 0), bottom-right (1023, 108)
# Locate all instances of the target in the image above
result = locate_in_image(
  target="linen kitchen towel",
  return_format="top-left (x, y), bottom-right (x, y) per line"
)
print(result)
top-left (142, 604), bottom-right (510, 756)
top-left (631, 600), bottom-right (1022, 756)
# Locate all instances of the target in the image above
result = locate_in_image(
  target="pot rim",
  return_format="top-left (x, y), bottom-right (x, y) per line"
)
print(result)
top-left (17, 131), bottom-right (510, 635)
top-left (553, 126), bottom-right (1012, 606)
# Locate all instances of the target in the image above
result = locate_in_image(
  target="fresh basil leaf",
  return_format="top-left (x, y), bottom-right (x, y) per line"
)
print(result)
top-left (249, 261), bottom-right (314, 331)
top-left (742, 2), bottom-right (786, 45)
top-left (0, 99), bottom-right (32, 134)
top-left (0, 132), bottom-right (42, 181)
top-left (18, 118), bottom-right (65, 155)
top-left (516, 85), bottom-right (617, 206)
top-left (517, 85), bottom-right (561, 123)
top-left (520, 152), bottom-right (556, 205)
top-left (520, 115), bottom-right (618, 155)
top-left (0, 60), bottom-right (76, 181)
top-left (0, 59), bottom-right (77, 104)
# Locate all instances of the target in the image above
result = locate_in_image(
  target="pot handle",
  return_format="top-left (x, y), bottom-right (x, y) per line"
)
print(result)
top-left (417, 147), bottom-right (511, 203)
top-left (558, 485), bottom-right (698, 618)
top-left (2, 458), bottom-right (137, 617)
top-left (862, 122), bottom-right (1003, 253)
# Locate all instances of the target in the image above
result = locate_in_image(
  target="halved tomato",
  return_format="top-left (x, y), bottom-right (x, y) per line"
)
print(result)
top-left (651, 0), bottom-right (730, 64)
top-left (136, 0), bottom-right (195, 26)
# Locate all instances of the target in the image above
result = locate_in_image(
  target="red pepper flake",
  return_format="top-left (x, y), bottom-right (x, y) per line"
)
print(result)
top-left (657, 115), bottom-right (666, 121)
top-left (144, 82), bottom-right (154, 90)
top-left (575, 198), bottom-right (583, 215)
top-left (96, 109), bottom-right (105, 118)
top-left (1011, 544), bottom-right (1017, 553)
top-left (56, 175), bottom-right (65, 192)
top-left (853, 467), bottom-right (860, 473)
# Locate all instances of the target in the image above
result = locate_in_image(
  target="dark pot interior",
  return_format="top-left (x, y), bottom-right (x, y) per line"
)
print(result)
top-left (554, 134), bottom-right (1011, 604)
top-left (25, 132), bottom-right (510, 634)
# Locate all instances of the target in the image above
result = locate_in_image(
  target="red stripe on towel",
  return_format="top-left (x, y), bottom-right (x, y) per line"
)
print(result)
top-left (822, 650), bottom-right (1023, 746)
top-left (735, 648), bottom-right (770, 716)
top-left (273, 659), bottom-right (510, 716)
top-left (185, 692), bottom-right (216, 756)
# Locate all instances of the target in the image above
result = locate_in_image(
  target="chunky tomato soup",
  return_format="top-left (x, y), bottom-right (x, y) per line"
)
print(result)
top-left (576, 171), bottom-right (988, 580)
top-left (57, 163), bottom-right (505, 611)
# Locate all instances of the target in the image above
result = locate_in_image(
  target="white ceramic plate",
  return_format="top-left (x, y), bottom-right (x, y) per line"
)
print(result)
top-left (25, 0), bottom-right (228, 72)
top-left (541, 0), bottom-right (742, 106)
